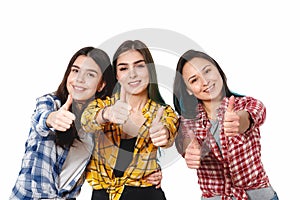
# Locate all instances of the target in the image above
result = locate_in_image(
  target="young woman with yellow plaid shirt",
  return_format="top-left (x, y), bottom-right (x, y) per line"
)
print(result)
top-left (81, 40), bottom-right (179, 200)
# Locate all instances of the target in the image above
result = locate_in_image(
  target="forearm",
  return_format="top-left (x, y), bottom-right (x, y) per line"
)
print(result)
top-left (32, 94), bottom-right (58, 137)
top-left (81, 99), bottom-right (106, 132)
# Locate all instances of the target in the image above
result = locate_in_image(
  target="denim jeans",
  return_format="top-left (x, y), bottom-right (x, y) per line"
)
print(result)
top-left (201, 191), bottom-right (279, 200)
top-left (271, 192), bottom-right (279, 200)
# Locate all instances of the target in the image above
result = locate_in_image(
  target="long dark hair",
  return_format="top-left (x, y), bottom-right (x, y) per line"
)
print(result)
top-left (173, 50), bottom-right (242, 118)
top-left (112, 40), bottom-right (165, 105)
top-left (55, 47), bottom-right (115, 148)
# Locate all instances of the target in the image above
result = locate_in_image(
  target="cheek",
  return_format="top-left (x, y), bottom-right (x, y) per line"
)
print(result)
top-left (191, 82), bottom-right (205, 96)
top-left (116, 71), bottom-right (125, 81)
top-left (66, 76), bottom-right (73, 92)
top-left (190, 85), bottom-right (200, 94)
top-left (91, 79), bottom-right (101, 90)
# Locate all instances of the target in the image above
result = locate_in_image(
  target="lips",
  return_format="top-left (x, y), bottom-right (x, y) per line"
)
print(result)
top-left (73, 85), bottom-right (85, 91)
top-left (203, 84), bottom-right (214, 92)
top-left (128, 80), bottom-right (141, 87)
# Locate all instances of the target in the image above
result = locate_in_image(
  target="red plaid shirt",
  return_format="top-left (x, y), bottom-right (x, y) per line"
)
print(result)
top-left (179, 96), bottom-right (270, 200)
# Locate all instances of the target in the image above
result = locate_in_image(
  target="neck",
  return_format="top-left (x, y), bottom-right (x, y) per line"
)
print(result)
top-left (73, 99), bottom-right (88, 111)
top-left (127, 92), bottom-right (149, 112)
top-left (202, 98), bottom-right (222, 120)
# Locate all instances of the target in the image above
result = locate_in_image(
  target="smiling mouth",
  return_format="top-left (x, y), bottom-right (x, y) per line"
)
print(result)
top-left (203, 84), bottom-right (214, 92)
top-left (128, 80), bottom-right (141, 86)
top-left (73, 86), bottom-right (85, 91)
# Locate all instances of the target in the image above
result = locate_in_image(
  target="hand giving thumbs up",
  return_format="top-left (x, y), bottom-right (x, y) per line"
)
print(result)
top-left (224, 95), bottom-right (240, 137)
top-left (46, 94), bottom-right (76, 131)
top-left (102, 86), bottom-right (131, 124)
top-left (149, 107), bottom-right (170, 147)
top-left (184, 130), bottom-right (201, 169)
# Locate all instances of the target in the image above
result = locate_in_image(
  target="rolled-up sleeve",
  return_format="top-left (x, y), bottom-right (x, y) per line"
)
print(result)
top-left (162, 105), bottom-right (179, 148)
top-left (81, 98), bottom-right (110, 133)
top-left (32, 94), bottom-right (60, 137)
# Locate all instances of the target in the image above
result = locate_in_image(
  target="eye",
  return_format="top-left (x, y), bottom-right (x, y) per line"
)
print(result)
top-left (118, 66), bottom-right (128, 71)
top-left (189, 77), bottom-right (197, 84)
top-left (71, 67), bottom-right (79, 73)
top-left (87, 72), bottom-right (96, 78)
top-left (204, 68), bottom-right (211, 74)
top-left (136, 64), bottom-right (146, 68)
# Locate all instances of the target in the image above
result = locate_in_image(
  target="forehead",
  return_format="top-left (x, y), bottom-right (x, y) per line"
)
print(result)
top-left (116, 50), bottom-right (144, 65)
top-left (73, 55), bottom-right (101, 73)
top-left (183, 57), bottom-right (214, 72)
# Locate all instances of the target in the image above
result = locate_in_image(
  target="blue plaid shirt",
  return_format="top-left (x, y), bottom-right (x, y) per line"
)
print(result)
top-left (10, 93), bottom-right (90, 199)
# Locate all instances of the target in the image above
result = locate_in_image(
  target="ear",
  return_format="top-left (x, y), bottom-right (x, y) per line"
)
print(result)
top-left (97, 81), bottom-right (106, 92)
top-left (186, 88), bottom-right (193, 95)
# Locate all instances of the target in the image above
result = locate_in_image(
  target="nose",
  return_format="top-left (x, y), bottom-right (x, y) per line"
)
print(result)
top-left (76, 71), bottom-right (85, 83)
top-left (201, 74), bottom-right (209, 86)
top-left (129, 68), bottom-right (137, 78)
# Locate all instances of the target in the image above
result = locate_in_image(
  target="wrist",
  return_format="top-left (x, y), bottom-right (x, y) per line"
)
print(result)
top-left (46, 112), bottom-right (53, 128)
top-left (102, 106), bottom-right (109, 122)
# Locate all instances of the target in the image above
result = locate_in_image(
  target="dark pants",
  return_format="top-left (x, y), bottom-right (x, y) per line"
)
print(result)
top-left (91, 186), bottom-right (167, 200)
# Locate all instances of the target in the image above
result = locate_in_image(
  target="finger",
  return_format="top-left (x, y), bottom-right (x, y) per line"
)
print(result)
top-left (185, 156), bottom-right (201, 169)
top-left (224, 113), bottom-right (239, 122)
top-left (64, 110), bottom-right (76, 121)
top-left (152, 107), bottom-right (164, 124)
top-left (186, 143), bottom-right (201, 155)
top-left (227, 95), bottom-right (235, 112)
top-left (149, 123), bottom-right (164, 134)
top-left (61, 94), bottom-right (73, 111)
top-left (223, 120), bottom-right (239, 128)
top-left (224, 131), bottom-right (239, 137)
top-left (53, 120), bottom-right (72, 131)
top-left (187, 163), bottom-right (201, 169)
top-left (119, 85), bottom-right (126, 102)
top-left (187, 129), bottom-right (195, 139)
top-left (187, 137), bottom-right (200, 150)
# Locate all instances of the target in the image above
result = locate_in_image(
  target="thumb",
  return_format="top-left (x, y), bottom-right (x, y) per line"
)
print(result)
top-left (61, 94), bottom-right (73, 111)
top-left (227, 95), bottom-right (235, 112)
top-left (187, 136), bottom-right (199, 149)
top-left (152, 107), bottom-right (164, 124)
top-left (119, 85), bottom-right (127, 102)
top-left (186, 129), bottom-right (195, 139)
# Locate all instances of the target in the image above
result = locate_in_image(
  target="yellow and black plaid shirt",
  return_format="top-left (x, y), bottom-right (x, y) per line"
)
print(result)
top-left (81, 95), bottom-right (179, 200)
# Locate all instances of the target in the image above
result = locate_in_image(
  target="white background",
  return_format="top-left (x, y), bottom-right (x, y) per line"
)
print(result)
top-left (1, 0), bottom-right (299, 199)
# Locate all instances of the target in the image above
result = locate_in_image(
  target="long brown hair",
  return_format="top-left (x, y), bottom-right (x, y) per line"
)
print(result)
top-left (55, 47), bottom-right (115, 148)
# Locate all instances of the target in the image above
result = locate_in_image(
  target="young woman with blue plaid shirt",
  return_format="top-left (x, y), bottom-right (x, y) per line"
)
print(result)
top-left (9, 47), bottom-right (115, 200)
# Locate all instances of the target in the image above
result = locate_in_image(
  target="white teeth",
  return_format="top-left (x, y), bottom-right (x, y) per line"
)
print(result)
top-left (205, 85), bottom-right (214, 92)
top-left (74, 86), bottom-right (84, 91)
top-left (129, 80), bottom-right (140, 86)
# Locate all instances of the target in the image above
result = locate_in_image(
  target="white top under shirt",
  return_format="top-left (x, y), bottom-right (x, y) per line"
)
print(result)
top-left (58, 130), bottom-right (94, 191)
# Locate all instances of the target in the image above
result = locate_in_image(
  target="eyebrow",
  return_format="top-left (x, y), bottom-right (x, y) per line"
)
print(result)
top-left (117, 59), bottom-right (145, 67)
top-left (71, 65), bottom-right (99, 74)
top-left (201, 64), bottom-right (211, 72)
top-left (187, 64), bottom-right (211, 82)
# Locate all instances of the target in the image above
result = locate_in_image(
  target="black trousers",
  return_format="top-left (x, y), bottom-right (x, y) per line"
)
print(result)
top-left (91, 186), bottom-right (167, 200)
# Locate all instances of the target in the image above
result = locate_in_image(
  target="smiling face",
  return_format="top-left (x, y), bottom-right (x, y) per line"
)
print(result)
top-left (116, 50), bottom-right (149, 96)
top-left (66, 55), bottom-right (103, 102)
top-left (182, 57), bottom-right (224, 102)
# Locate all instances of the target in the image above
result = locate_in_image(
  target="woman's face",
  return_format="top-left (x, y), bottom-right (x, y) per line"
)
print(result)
top-left (67, 55), bottom-right (103, 102)
top-left (182, 57), bottom-right (223, 102)
top-left (116, 50), bottom-right (149, 96)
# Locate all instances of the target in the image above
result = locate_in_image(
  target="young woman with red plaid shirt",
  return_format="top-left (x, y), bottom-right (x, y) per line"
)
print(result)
top-left (173, 50), bottom-right (278, 200)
